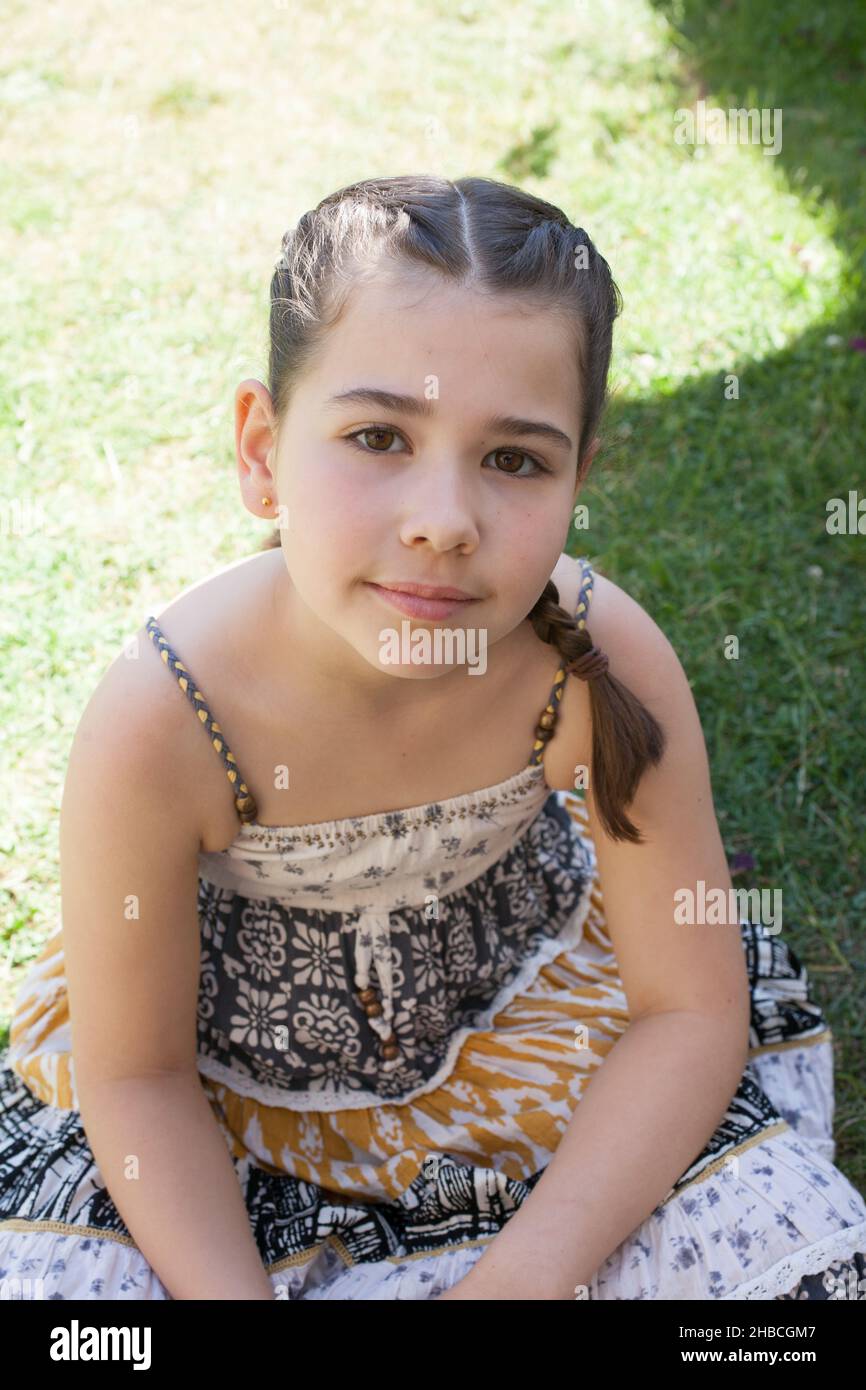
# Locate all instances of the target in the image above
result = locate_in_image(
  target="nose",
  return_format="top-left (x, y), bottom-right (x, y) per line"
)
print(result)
top-left (397, 462), bottom-right (480, 553)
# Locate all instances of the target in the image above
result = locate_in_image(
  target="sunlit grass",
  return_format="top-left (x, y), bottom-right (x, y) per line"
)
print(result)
top-left (1, 0), bottom-right (863, 1182)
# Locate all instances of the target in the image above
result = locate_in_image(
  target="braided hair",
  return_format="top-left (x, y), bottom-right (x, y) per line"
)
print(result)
top-left (527, 577), bottom-right (665, 842)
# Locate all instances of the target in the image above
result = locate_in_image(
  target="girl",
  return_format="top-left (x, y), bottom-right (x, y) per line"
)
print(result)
top-left (1, 174), bottom-right (864, 1301)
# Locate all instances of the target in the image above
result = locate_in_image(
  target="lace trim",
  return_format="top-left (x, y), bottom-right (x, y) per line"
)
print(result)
top-left (0, 1218), bottom-right (138, 1248)
top-left (719, 1220), bottom-right (866, 1300)
top-left (196, 852), bottom-right (598, 1113)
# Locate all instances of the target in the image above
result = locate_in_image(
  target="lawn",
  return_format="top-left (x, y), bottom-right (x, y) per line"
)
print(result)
top-left (1, 0), bottom-right (864, 1188)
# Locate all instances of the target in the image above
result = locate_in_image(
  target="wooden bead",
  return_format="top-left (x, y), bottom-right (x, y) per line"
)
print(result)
top-left (364, 1000), bottom-right (383, 1018)
top-left (358, 987), bottom-right (378, 1004)
top-left (381, 1043), bottom-right (400, 1060)
top-left (538, 710), bottom-right (556, 729)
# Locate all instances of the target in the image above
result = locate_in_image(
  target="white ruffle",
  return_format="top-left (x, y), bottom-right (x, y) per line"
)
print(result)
top-left (590, 1127), bottom-right (866, 1300)
top-left (719, 1227), bottom-right (866, 1300)
top-left (0, 1227), bottom-right (171, 1300)
top-left (270, 1239), bottom-right (487, 1300)
top-left (747, 1042), bottom-right (836, 1162)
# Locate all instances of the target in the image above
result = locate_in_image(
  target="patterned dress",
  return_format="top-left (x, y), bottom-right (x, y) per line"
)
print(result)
top-left (1, 557), bottom-right (865, 1300)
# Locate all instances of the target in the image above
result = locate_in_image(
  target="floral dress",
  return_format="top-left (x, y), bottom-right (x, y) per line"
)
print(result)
top-left (1, 557), bottom-right (865, 1300)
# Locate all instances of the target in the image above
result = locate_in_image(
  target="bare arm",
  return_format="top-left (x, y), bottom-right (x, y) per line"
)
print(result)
top-left (440, 1010), bottom-right (746, 1299)
top-left (77, 1074), bottom-right (275, 1301)
top-left (63, 629), bottom-right (274, 1301)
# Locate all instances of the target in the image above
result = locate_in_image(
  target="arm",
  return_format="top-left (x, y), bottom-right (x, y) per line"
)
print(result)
top-left (77, 1074), bottom-right (276, 1301)
top-left (443, 579), bottom-right (751, 1300)
top-left (440, 1011), bottom-right (746, 1300)
top-left (62, 633), bottom-right (274, 1301)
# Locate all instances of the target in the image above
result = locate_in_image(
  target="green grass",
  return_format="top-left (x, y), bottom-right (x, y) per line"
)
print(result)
top-left (1, 0), bottom-right (864, 1190)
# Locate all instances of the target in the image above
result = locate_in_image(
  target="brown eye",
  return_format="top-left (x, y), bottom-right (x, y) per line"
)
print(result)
top-left (487, 448), bottom-right (549, 479)
top-left (494, 450), bottom-right (525, 474)
top-left (362, 427), bottom-right (396, 451)
top-left (346, 426), bottom-right (403, 453)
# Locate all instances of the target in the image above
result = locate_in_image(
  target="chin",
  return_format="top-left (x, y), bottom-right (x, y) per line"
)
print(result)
top-left (369, 653), bottom-right (459, 680)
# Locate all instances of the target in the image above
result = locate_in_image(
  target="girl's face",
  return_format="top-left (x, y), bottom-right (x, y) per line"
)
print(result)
top-left (240, 267), bottom-right (586, 700)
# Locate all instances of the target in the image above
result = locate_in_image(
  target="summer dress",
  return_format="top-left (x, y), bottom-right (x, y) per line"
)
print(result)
top-left (1, 556), bottom-right (865, 1300)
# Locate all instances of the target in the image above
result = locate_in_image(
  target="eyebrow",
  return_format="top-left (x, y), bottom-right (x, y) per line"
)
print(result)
top-left (324, 387), bottom-right (575, 453)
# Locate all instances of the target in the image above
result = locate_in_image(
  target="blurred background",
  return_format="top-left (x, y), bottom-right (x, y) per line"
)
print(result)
top-left (0, 0), bottom-right (864, 1187)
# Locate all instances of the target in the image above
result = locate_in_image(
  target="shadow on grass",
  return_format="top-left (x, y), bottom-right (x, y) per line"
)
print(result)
top-left (524, 0), bottom-right (865, 1179)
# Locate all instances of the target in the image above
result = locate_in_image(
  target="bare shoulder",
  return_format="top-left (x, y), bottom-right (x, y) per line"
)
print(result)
top-left (543, 554), bottom-right (691, 791)
top-left (69, 620), bottom-right (213, 853)
top-left (72, 548), bottom-right (278, 850)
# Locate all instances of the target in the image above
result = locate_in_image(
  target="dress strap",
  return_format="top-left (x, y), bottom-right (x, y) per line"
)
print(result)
top-left (144, 616), bottom-right (259, 824)
top-left (528, 556), bottom-right (596, 767)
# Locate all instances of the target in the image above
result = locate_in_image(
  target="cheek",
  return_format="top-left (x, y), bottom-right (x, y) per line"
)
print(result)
top-left (289, 458), bottom-right (369, 533)
top-left (494, 496), bottom-right (566, 563)
top-left (494, 503), bottom-right (571, 609)
top-left (283, 456), bottom-right (378, 572)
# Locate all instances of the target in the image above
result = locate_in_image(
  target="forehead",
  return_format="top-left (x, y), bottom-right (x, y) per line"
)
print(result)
top-left (305, 266), bottom-right (580, 419)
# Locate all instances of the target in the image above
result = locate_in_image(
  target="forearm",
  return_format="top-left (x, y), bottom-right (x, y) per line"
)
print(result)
top-left (462, 1011), bottom-right (749, 1299)
top-left (77, 1073), bottom-right (275, 1300)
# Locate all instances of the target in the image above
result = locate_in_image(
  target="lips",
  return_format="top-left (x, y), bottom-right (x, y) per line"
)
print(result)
top-left (365, 583), bottom-right (478, 621)
top-left (373, 582), bottom-right (476, 600)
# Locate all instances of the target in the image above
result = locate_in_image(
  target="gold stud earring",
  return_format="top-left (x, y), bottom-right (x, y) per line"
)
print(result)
top-left (262, 496), bottom-right (272, 507)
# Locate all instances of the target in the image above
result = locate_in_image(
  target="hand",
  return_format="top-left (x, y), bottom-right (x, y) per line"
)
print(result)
top-left (432, 1271), bottom-right (514, 1300)
top-left (433, 1265), bottom-right (582, 1300)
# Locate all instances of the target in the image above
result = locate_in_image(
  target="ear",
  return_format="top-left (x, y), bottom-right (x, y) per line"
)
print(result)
top-left (574, 435), bottom-right (601, 492)
top-left (235, 379), bottom-right (278, 520)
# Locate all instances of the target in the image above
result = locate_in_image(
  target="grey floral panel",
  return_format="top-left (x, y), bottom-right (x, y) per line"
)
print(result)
top-left (195, 794), bottom-right (594, 1104)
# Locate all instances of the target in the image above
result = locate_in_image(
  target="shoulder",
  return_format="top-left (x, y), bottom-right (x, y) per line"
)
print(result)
top-left (61, 627), bottom-right (207, 868)
top-left (70, 548), bottom-right (278, 850)
top-left (544, 555), bottom-right (693, 792)
top-left (114, 547), bottom-right (276, 718)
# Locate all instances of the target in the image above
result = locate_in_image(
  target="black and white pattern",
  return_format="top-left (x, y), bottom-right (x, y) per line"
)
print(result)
top-left (2, 1058), bottom-right (864, 1300)
top-left (195, 793), bottom-right (596, 1106)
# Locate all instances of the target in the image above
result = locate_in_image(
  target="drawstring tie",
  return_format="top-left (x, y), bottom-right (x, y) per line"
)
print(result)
top-left (353, 907), bottom-right (401, 1071)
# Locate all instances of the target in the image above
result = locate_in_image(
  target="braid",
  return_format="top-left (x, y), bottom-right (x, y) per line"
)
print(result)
top-left (528, 580), bottom-right (667, 845)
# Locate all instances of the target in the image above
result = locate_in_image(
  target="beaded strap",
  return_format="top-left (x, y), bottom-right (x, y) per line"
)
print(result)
top-left (528, 555), bottom-right (595, 766)
top-left (144, 617), bottom-right (259, 824)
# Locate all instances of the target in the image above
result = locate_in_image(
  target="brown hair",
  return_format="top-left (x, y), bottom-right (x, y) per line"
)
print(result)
top-left (258, 174), bottom-right (665, 843)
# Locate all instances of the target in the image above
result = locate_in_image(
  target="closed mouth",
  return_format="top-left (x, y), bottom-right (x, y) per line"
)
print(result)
top-left (369, 582), bottom-right (476, 601)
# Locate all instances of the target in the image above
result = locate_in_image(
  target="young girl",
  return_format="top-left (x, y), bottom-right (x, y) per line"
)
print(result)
top-left (1, 174), bottom-right (864, 1301)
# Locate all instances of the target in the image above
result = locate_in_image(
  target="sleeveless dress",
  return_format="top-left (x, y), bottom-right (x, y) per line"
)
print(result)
top-left (1, 556), bottom-right (865, 1301)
